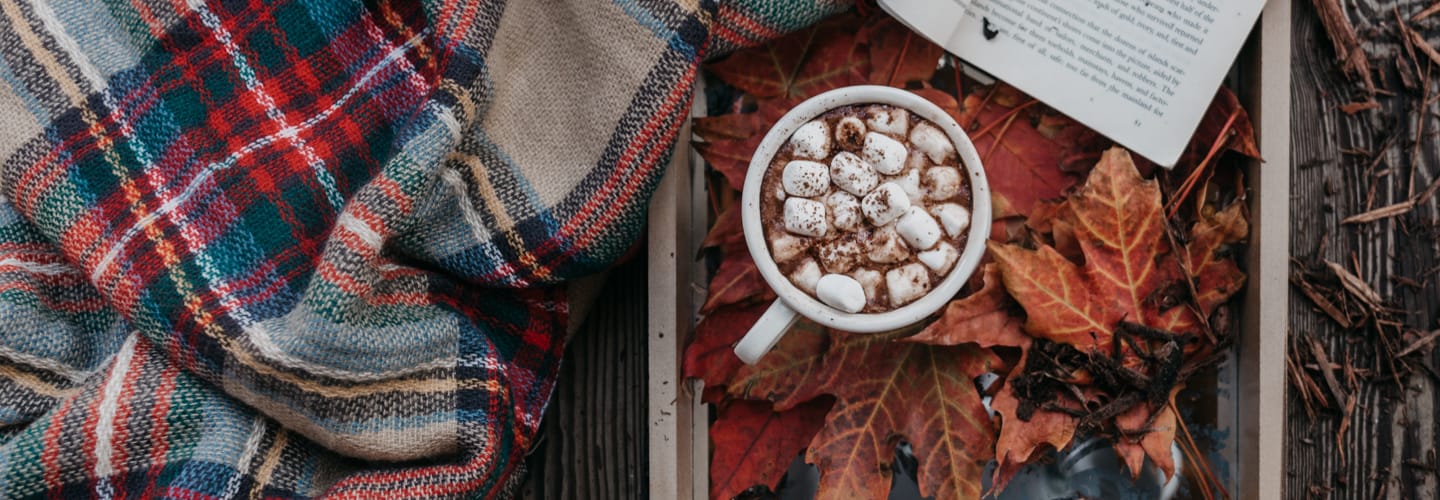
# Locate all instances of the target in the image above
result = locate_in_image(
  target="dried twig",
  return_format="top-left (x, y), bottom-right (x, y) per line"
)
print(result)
top-left (1311, 0), bottom-right (1375, 92)
top-left (1342, 199), bottom-right (1417, 224)
top-left (1396, 329), bottom-right (1440, 357)
top-left (1291, 269), bottom-right (1354, 328)
top-left (1413, 1), bottom-right (1440, 22)
top-left (1310, 339), bottom-right (1350, 413)
top-left (1340, 101), bottom-right (1381, 114)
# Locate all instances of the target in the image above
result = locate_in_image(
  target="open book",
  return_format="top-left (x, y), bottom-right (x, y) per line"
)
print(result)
top-left (880, 0), bottom-right (1266, 167)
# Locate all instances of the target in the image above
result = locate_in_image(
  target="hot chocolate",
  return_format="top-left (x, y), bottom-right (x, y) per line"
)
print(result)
top-left (758, 103), bottom-right (973, 314)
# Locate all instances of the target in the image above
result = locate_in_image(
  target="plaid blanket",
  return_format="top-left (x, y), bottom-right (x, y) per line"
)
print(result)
top-left (0, 0), bottom-right (843, 497)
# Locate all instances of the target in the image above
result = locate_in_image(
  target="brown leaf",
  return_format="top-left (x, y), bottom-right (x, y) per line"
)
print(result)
top-left (909, 87), bottom-right (962, 118)
top-left (989, 148), bottom-right (1246, 483)
top-left (860, 16), bottom-right (946, 85)
top-left (701, 252), bottom-right (774, 314)
top-left (1185, 202), bottom-right (1249, 315)
top-left (906, 264), bottom-right (1029, 348)
top-left (991, 148), bottom-right (1186, 350)
top-left (728, 326), bottom-right (1000, 499)
top-left (702, 206), bottom-right (745, 252)
top-left (989, 349), bottom-right (1077, 493)
top-left (706, 15), bottom-right (869, 100)
top-left (710, 399), bottom-right (833, 500)
top-left (959, 86), bottom-right (1100, 217)
top-left (684, 302), bottom-right (770, 402)
top-left (1112, 390), bottom-right (1180, 481)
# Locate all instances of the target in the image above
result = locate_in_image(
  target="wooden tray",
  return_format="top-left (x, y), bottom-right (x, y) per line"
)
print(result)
top-left (647, 1), bottom-right (1291, 497)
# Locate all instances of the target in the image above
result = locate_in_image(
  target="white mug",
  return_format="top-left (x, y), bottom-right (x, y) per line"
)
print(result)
top-left (733, 85), bottom-right (993, 364)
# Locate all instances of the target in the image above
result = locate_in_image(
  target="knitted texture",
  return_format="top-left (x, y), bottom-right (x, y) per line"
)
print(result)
top-left (0, 0), bottom-right (846, 498)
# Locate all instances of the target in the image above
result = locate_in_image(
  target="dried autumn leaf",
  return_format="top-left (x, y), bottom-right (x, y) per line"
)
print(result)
top-left (684, 302), bottom-right (770, 403)
top-left (910, 87), bottom-right (961, 119)
top-left (990, 148), bottom-right (1182, 351)
top-left (905, 264), bottom-right (1028, 348)
top-left (710, 398), bottom-right (834, 500)
top-left (701, 251), bottom-right (773, 314)
top-left (706, 15), bottom-right (869, 100)
top-left (961, 85), bottom-right (1103, 217)
top-left (861, 16), bottom-right (946, 85)
top-left (989, 350), bottom-right (1077, 494)
top-left (1190, 87), bottom-right (1261, 161)
top-left (702, 206), bottom-right (745, 252)
top-left (987, 148), bottom-right (1242, 487)
top-left (1184, 202), bottom-right (1249, 314)
top-left (693, 109), bottom-right (785, 190)
top-left (1112, 389), bottom-right (1181, 480)
top-left (727, 326), bottom-right (1000, 499)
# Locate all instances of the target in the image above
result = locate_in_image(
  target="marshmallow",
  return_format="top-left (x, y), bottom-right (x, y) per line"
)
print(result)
top-left (816, 238), bottom-right (863, 274)
top-left (829, 152), bottom-right (879, 196)
top-left (907, 148), bottom-right (931, 172)
top-left (909, 122), bottom-right (956, 163)
top-left (862, 132), bottom-right (908, 175)
top-left (834, 116), bottom-right (867, 150)
top-left (789, 120), bottom-right (831, 160)
top-left (826, 192), bottom-right (862, 232)
top-left (784, 197), bottom-right (828, 238)
top-left (790, 259), bottom-right (822, 295)
top-left (782, 160), bottom-right (830, 197)
top-left (774, 182), bottom-right (787, 201)
top-left (861, 182), bottom-right (911, 226)
top-left (866, 105), bottom-right (909, 135)
top-left (886, 263), bottom-right (932, 307)
top-left (917, 241), bottom-right (959, 275)
top-left (896, 206), bottom-right (943, 250)
top-left (816, 274), bottom-right (867, 313)
top-left (850, 268), bottom-right (883, 303)
top-left (770, 232), bottom-right (811, 263)
top-left (931, 203), bottom-right (972, 238)
top-left (892, 168), bottom-right (923, 205)
top-left (923, 166), bottom-right (963, 201)
top-left (866, 225), bottom-right (910, 264)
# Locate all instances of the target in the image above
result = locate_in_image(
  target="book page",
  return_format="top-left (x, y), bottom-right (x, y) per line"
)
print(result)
top-left (882, 0), bottom-right (1264, 166)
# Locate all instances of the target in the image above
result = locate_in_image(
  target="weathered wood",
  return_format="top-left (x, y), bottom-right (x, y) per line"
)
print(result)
top-left (1289, 0), bottom-right (1440, 498)
top-left (518, 257), bottom-right (649, 499)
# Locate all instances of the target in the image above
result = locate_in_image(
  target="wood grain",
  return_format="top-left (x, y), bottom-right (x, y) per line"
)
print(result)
top-left (1289, 0), bottom-right (1440, 498)
top-left (518, 257), bottom-right (649, 500)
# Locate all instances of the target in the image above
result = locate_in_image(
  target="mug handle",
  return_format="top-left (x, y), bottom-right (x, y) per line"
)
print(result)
top-left (734, 300), bottom-right (800, 364)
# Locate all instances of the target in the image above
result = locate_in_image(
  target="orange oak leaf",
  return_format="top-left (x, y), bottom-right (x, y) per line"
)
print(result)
top-left (727, 326), bottom-right (1000, 499)
top-left (706, 15), bottom-right (869, 100)
top-left (710, 398), bottom-right (834, 500)
top-left (905, 264), bottom-right (1028, 348)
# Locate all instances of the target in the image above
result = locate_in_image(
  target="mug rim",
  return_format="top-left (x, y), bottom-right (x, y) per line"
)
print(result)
top-left (740, 85), bottom-right (993, 333)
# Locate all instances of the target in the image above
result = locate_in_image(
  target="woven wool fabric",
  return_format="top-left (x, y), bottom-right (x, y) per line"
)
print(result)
top-left (0, 0), bottom-right (846, 498)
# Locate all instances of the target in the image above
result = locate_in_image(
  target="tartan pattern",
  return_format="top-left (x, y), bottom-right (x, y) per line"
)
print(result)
top-left (0, 0), bottom-right (847, 498)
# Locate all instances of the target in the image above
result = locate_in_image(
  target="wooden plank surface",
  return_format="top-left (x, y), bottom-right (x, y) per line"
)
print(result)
top-left (1288, 0), bottom-right (1440, 498)
top-left (1240, 2), bottom-right (1292, 499)
top-left (519, 257), bottom-right (649, 500)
